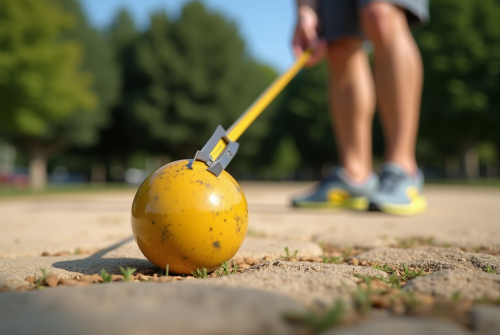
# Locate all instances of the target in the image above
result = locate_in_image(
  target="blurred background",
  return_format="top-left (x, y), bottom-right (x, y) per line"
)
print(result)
top-left (1, 0), bottom-right (499, 193)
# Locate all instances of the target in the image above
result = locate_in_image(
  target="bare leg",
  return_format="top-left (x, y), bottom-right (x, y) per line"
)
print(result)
top-left (361, 2), bottom-right (423, 175)
top-left (327, 38), bottom-right (376, 183)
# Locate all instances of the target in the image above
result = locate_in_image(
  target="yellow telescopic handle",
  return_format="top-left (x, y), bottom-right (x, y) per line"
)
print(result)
top-left (209, 49), bottom-right (312, 160)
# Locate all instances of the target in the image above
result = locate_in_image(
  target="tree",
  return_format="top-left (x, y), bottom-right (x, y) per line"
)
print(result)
top-left (415, 0), bottom-right (500, 177)
top-left (0, 0), bottom-right (95, 189)
top-left (49, 0), bottom-right (120, 182)
top-left (111, 2), bottom-right (277, 167)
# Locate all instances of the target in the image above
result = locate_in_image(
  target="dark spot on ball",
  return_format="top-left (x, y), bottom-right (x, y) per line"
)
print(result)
top-left (209, 227), bottom-right (213, 232)
top-left (213, 241), bottom-right (220, 249)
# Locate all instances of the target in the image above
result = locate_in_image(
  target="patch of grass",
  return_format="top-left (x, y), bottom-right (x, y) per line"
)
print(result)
top-left (400, 263), bottom-right (425, 281)
top-left (389, 273), bottom-right (401, 289)
top-left (35, 268), bottom-right (52, 289)
top-left (100, 269), bottom-right (112, 283)
top-left (396, 237), bottom-right (417, 249)
top-left (486, 265), bottom-right (496, 274)
top-left (318, 240), bottom-right (326, 250)
top-left (322, 255), bottom-right (343, 264)
top-left (281, 247), bottom-right (298, 261)
top-left (351, 284), bottom-right (372, 315)
top-left (246, 229), bottom-right (267, 238)
top-left (354, 273), bottom-right (389, 286)
top-left (119, 266), bottom-right (136, 282)
top-left (395, 236), bottom-right (434, 249)
top-left (373, 264), bottom-right (394, 274)
top-left (284, 300), bottom-right (344, 333)
top-left (341, 246), bottom-right (353, 258)
top-left (165, 264), bottom-right (169, 277)
top-left (219, 260), bottom-right (237, 276)
top-left (191, 268), bottom-right (208, 279)
top-left (452, 291), bottom-right (462, 302)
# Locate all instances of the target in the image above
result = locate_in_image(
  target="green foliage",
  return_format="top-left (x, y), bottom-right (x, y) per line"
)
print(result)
top-left (100, 269), bottom-right (112, 283)
top-left (119, 266), bottom-right (136, 282)
top-left (373, 264), bottom-right (394, 274)
top-left (400, 263), bottom-right (426, 281)
top-left (341, 247), bottom-right (353, 259)
top-left (110, 1), bottom-right (277, 162)
top-left (322, 255), bottom-right (343, 264)
top-left (0, 0), bottom-right (95, 138)
top-left (191, 268), bottom-right (208, 279)
top-left (452, 291), bottom-right (462, 302)
top-left (35, 268), bottom-right (53, 288)
top-left (281, 247), bottom-right (298, 260)
top-left (165, 264), bottom-right (169, 277)
top-left (284, 300), bottom-right (344, 333)
top-left (415, 0), bottom-right (500, 159)
top-left (486, 265), bottom-right (496, 274)
top-left (219, 260), bottom-right (237, 276)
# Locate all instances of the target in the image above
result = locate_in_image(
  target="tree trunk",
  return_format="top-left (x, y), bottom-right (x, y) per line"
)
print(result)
top-left (464, 145), bottom-right (479, 179)
top-left (445, 156), bottom-right (460, 178)
top-left (29, 151), bottom-right (47, 191)
top-left (91, 162), bottom-right (106, 184)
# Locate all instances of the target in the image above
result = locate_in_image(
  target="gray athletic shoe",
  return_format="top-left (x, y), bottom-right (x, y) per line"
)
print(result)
top-left (368, 163), bottom-right (427, 215)
top-left (291, 167), bottom-right (379, 210)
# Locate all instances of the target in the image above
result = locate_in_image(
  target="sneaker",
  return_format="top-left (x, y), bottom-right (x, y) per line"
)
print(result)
top-left (368, 163), bottom-right (427, 215)
top-left (291, 167), bottom-right (379, 210)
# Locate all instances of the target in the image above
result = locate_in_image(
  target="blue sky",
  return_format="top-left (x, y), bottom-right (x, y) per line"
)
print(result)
top-left (80, 0), bottom-right (297, 71)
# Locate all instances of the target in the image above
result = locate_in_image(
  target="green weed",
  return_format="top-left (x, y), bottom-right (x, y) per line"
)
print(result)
top-left (341, 247), bottom-right (353, 258)
top-left (100, 269), bottom-right (112, 283)
top-left (281, 247), bottom-right (298, 260)
top-left (373, 264), bottom-right (394, 274)
top-left (322, 255), bottom-right (343, 264)
top-left (452, 291), bottom-right (461, 302)
top-left (285, 300), bottom-right (344, 333)
top-left (486, 265), bottom-right (496, 274)
top-left (389, 273), bottom-right (401, 289)
top-left (35, 268), bottom-right (52, 289)
top-left (396, 237), bottom-right (416, 249)
top-left (400, 263), bottom-right (425, 281)
top-left (165, 264), bottom-right (169, 277)
top-left (191, 268), bottom-right (208, 279)
top-left (119, 266), bottom-right (136, 282)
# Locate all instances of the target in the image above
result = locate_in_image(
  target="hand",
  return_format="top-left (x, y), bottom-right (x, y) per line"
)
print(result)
top-left (292, 6), bottom-right (326, 67)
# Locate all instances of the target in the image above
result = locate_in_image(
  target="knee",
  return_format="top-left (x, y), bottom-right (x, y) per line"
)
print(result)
top-left (360, 2), bottom-right (401, 45)
top-left (327, 39), bottom-right (362, 70)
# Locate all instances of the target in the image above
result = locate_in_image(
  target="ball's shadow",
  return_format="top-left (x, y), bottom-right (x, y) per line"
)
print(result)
top-left (52, 236), bottom-right (158, 275)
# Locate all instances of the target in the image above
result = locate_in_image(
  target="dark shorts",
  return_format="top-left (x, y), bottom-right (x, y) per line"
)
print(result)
top-left (318, 0), bottom-right (429, 42)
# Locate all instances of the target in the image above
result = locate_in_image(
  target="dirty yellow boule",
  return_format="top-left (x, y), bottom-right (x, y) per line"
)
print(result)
top-left (131, 159), bottom-right (248, 274)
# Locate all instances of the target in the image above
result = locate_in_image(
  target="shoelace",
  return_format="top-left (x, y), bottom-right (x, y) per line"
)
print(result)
top-left (379, 171), bottom-right (405, 193)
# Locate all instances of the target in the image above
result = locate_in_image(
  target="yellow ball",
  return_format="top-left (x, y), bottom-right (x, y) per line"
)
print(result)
top-left (131, 159), bottom-right (248, 274)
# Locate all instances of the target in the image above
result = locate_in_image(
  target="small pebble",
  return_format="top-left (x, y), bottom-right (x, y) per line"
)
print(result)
top-left (59, 279), bottom-right (79, 286)
top-left (351, 258), bottom-right (360, 266)
top-left (159, 276), bottom-right (175, 283)
top-left (0, 285), bottom-right (10, 293)
top-left (111, 275), bottom-right (124, 281)
top-left (24, 276), bottom-right (35, 284)
top-left (15, 286), bottom-right (29, 291)
top-left (263, 256), bottom-right (272, 261)
top-left (239, 264), bottom-right (251, 270)
top-left (243, 257), bottom-right (255, 265)
top-left (289, 258), bottom-right (298, 262)
top-left (44, 274), bottom-right (58, 288)
top-left (90, 274), bottom-right (102, 283)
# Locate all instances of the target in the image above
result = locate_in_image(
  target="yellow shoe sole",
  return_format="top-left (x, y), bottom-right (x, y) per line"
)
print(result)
top-left (374, 195), bottom-right (427, 216)
top-left (292, 196), bottom-right (369, 211)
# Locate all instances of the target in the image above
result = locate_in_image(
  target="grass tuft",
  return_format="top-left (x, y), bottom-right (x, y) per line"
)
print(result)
top-left (100, 269), bottom-right (112, 283)
top-left (119, 266), bottom-right (136, 282)
top-left (191, 268), bottom-right (208, 279)
top-left (281, 247), bottom-right (298, 260)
